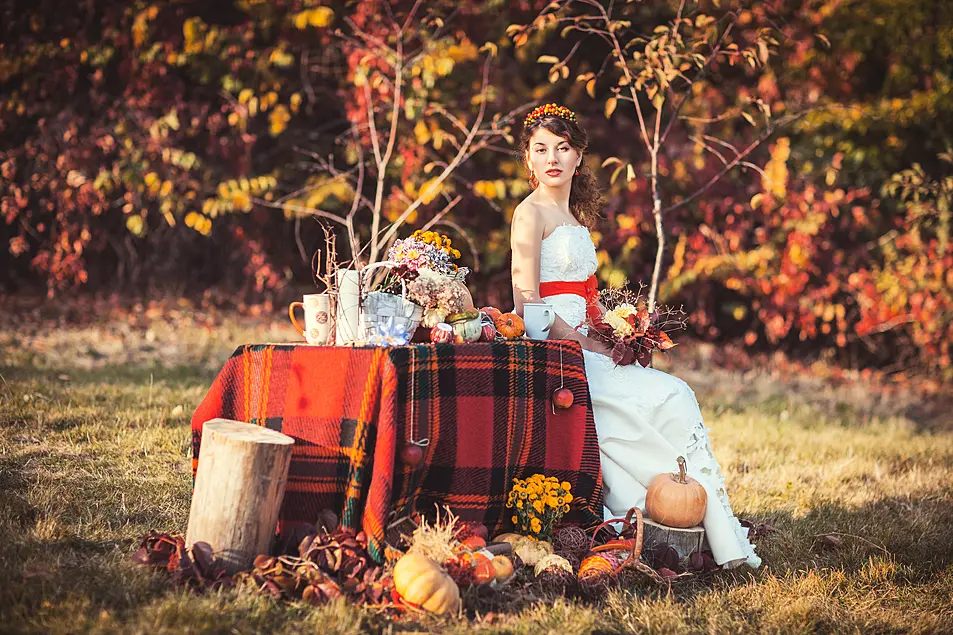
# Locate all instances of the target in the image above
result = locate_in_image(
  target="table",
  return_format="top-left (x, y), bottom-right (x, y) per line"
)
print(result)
top-left (191, 341), bottom-right (604, 561)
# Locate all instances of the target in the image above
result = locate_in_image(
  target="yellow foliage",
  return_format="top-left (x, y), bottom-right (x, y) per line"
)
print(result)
top-left (617, 215), bottom-right (636, 231)
top-left (303, 177), bottom-right (354, 210)
top-left (231, 190), bottom-right (252, 212)
top-left (414, 120), bottom-right (431, 145)
top-left (125, 215), bottom-right (144, 237)
top-left (668, 234), bottom-right (687, 279)
top-left (269, 104), bottom-right (290, 136)
top-left (293, 7), bottom-right (334, 30)
top-left (763, 137), bottom-right (790, 198)
top-left (418, 177), bottom-right (442, 205)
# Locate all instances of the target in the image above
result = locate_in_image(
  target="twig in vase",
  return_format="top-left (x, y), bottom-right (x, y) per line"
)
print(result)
top-left (312, 223), bottom-right (351, 344)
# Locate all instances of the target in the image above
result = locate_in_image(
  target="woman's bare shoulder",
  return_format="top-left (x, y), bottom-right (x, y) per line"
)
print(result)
top-left (511, 196), bottom-right (544, 228)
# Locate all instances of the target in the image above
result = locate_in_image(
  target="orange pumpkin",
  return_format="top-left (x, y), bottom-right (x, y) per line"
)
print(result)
top-left (495, 313), bottom-right (525, 339)
top-left (461, 535), bottom-right (486, 551)
top-left (392, 553), bottom-right (460, 614)
top-left (644, 456), bottom-right (707, 528)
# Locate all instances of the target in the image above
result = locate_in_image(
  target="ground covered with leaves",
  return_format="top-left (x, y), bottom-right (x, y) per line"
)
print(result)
top-left (1, 307), bottom-right (952, 633)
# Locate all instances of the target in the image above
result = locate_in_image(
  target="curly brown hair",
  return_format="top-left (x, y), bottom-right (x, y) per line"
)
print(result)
top-left (519, 115), bottom-right (604, 229)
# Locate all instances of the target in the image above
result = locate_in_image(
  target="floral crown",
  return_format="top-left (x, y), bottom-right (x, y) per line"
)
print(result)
top-left (523, 103), bottom-right (577, 127)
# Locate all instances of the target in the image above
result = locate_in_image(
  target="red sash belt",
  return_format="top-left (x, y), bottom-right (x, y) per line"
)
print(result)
top-left (539, 274), bottom-right (602, 324)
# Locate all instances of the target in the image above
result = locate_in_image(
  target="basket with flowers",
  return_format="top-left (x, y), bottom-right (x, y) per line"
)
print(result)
top-left (381, 230), bottom-right (473, 328)
top-left (505, 474), bottom-right (573, 542)
top-left (361, 230), bottom-right (472, 342)
top-left (585, 285), bottom-right (687, 367)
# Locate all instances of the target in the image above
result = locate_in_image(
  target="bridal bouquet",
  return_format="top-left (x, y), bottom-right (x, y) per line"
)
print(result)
top-left (586, 286), bottom-right (686, 366)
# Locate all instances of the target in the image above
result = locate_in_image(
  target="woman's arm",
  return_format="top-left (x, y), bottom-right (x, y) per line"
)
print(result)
top-left (509, 205), bottom-right (611, 355)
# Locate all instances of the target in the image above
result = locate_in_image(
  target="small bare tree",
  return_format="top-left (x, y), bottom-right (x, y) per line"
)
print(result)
top-left (259, 1), bottom-right (528, 271)
top-left (509, 0), bottom-right (818, 310)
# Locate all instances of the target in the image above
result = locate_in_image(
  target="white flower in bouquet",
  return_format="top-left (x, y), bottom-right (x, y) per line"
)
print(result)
top-left (602, 303), bottom-right (638, 338)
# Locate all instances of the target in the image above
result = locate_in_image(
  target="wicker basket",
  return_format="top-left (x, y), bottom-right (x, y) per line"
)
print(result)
top-left (359, 261), bottom-right (424, 342)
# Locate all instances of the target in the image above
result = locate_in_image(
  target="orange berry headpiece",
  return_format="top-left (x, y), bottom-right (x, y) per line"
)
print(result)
top-left (523, 103), bottom-right (577, 127)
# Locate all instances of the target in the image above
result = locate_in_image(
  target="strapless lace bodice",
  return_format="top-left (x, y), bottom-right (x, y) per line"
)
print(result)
top-left (539, 224), bottom-right (598, 283)
top-left (539, 224), bottom-right (598, 330)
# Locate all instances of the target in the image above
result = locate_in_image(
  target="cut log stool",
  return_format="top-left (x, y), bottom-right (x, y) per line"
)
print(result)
top-left (187, 419), bottom-right (295, 573)
top-left (642, 518), bottom-right (706, 560)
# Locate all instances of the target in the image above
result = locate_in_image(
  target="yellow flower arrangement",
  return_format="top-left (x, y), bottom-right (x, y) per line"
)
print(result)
top-left (412, 229), bottom-right (462, 260)
top-left (505, 474), bottom-right (573, 540)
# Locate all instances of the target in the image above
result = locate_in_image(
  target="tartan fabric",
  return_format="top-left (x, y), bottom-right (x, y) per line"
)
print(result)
top-left (191, 341), bottom-right (604, 562)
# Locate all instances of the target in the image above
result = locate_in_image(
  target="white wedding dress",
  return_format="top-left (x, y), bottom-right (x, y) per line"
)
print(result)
top-left (539, 224), bottom-right (761, 568)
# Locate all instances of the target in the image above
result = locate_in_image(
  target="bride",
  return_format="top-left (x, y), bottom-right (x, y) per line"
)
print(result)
top-left (510, 103), bottom-right (761, 569)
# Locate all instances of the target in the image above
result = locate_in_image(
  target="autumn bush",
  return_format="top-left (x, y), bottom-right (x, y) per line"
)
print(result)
top-left (2, 0), bottom-right (952, 377)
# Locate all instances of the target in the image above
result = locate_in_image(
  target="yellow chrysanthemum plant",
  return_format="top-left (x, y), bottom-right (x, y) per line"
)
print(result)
top-left (505, 474), bottom-right (573, 541)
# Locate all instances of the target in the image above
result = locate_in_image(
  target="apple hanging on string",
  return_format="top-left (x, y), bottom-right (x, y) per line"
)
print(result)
top-left (552, 387), bottom-right (574, 410)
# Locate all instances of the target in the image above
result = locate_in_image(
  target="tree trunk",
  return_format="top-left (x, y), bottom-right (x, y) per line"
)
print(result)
top-left (642, 518), bottom-right (705, 561)
top-left (187, 419), bottom-right (295, 573)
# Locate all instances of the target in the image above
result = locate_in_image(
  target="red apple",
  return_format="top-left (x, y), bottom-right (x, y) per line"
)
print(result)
top-left (470, 523), bottom-right (489, 540)
top-left (480, 320), bottom-right (498, 341)
top-left (552, 387), bottom-right (574, 409)
top-left (430, 323), bottom-right (453, 343)
top-left (400, 443), bottom-right (424, 467)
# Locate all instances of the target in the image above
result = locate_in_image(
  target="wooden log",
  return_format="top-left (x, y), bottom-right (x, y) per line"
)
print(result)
top-left (641, 517), bottom-right (705, 560)
top-left (187, 419), bottom-right (295, 573)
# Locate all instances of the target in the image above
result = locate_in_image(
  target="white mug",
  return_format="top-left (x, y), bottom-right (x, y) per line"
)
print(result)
top-left (523, 303), bottom-right (556, 340)
top-left (289, 293), bottom-right (331, 345)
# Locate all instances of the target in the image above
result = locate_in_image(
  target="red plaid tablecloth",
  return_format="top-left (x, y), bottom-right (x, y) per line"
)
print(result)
top-left (191, 341), bottom-right (604, 561)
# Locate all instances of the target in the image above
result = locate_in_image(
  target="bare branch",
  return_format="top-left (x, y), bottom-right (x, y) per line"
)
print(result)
top-left (253, 197), bottom-right (347, 225)
top-left (375, 55), bottom-right (494, 250)
top-left (368, 38), bottom-right (405, 264)
top-left (659, 16), bottom-right (737, 147)
top-left (661, 110), bottom-right (812, 216)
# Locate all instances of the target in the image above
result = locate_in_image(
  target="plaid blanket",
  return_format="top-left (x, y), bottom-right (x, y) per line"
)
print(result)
top-left (191, 341), bottom-right (604, 561)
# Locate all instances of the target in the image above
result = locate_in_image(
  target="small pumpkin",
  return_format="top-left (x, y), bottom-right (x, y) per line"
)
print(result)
top-left (533, 553), bottom-right (574, 577)
top-left (392, 553), bottom-right (460, 615)
top-left (461, 535), bottom-right (486, 551)
top-left (492, 533), bottom-right (523, 547)
top-left (645, 456), bottom-right (708, 528)
top-left (495, 312), bottom-right (525, 339)
top-left (513, 536), bottom-right (553, 566)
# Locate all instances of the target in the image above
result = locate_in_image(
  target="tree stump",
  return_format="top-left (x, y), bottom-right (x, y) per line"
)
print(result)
top-left (187, 419), bottom-right (295, 573)
top-left (642, 518), bottom-right (706, 560)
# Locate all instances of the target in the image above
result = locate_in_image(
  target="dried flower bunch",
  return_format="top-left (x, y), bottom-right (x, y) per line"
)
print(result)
top-left (387, 229), bottom-right (463, 279)
top-left (406, 268), bottom-right (469, 327)
top-left (586, 284), bottom-right (687, 366)
top-left (506, 474), bottom-right (573, 541)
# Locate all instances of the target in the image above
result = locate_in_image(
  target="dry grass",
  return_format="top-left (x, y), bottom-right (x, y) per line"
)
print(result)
top-left (1, 314), bottom-right (952, 634)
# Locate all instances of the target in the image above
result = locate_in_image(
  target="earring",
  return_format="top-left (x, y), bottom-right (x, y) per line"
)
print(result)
top-left (574, 168), bottom-right (579, 176)
top-left (529, 173), bottom-right (539, 188)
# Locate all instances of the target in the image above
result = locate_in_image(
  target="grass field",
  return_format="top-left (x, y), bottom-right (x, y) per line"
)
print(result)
top-left (1, 312), bottom-right (952, 634)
